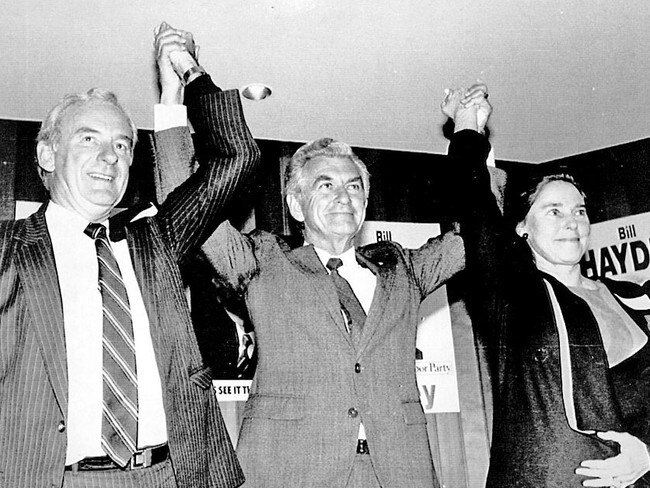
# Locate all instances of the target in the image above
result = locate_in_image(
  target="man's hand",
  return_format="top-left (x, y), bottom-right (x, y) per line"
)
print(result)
top-left (575, 431), bottom-right (650, 488)
top-left (440, 88), bottom-right (464, 120)
top-left (154, 22), bottom-right (200, 105)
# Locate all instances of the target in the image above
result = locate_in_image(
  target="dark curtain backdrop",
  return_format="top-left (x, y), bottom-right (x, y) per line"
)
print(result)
top-left (498, 136), bottom-right (650, 224)
top-left (5, 119), bottom-right (648, 227)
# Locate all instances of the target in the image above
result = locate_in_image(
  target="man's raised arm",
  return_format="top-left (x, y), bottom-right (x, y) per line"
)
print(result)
top-left (150, 22), bottom-right (261, 262)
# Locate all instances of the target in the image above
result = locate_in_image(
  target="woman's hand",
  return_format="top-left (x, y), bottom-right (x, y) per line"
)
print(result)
top-left (440, 83), bottom-right (491, 134)
top-left (575, 431), bottom-right (650, 487)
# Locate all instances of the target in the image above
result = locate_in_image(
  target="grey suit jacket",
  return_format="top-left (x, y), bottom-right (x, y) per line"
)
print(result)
top-left (0, 78), bottom-right (260, 488)
top-left (201, 221), bottom-right (463, 488)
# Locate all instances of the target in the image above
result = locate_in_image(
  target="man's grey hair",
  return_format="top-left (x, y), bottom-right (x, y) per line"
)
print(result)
top-left (284, 137), bottom-right (370, 198)
top-left (37, 88), bottom-right (138, 148)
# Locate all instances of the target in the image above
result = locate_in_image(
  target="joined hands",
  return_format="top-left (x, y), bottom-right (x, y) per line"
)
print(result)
top-left (441, 82), bottom-right (491, 134)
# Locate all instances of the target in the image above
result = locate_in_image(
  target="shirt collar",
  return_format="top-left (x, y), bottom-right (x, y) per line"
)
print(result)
top-left (312, 245), bottom-right (358, 270)
top-left (46, 201), bottom-right (109, 236)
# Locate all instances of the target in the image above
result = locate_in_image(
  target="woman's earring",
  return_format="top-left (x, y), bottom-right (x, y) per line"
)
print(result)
top-left (522, 233), bottom-right (528, 239)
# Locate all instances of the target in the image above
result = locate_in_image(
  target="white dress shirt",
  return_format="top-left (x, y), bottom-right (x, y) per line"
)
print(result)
top-left (46, 203), bottom-right (167, 464)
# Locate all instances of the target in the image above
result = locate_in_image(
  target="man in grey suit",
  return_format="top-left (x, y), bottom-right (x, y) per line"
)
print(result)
top-left (155, 26), bottom-right (491, 487)
top-left (0, 23), bottom-right (259, 488)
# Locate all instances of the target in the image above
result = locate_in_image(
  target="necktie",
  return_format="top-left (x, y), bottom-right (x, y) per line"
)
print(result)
top-left (326, 257), bottom-right (366, 340)
top-left (236, 332), bottom-right (255, 378)
top-left (85, 223), bottom-right (138, 467)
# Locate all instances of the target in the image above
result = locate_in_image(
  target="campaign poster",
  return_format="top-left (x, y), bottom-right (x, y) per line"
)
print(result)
top-left (581, 211), bottom-right (650, 284)
top-left (355, 221), bottom-right (460, 413)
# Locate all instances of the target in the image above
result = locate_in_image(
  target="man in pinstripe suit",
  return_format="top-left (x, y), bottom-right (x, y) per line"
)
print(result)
top-left (0, 24), bottom-right (259, 488)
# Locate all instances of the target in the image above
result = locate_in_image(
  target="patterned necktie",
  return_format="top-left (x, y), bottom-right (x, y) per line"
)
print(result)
top-left (85, 223), bottom-right (138, 467)
top-left (326, 257), bottom-right (366, 340)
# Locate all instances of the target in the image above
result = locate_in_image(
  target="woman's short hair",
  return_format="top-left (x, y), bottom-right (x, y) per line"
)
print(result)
top-left (36, 88), bottom-right (137, 148)
top-left (284, 137), bottom-right (370, 198)
top-left (506, 172), bottom-right (587, 228)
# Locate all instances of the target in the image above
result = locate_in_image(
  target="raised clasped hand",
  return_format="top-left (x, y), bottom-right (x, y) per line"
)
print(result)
top-left (154, 21), bottom-right (200, 103)
top-left (462, 83), bottom-right (491, 133)
top-left (441, 82), bottom-right (491, 133)
top-left (440, 88), bottom-right (465, 120)
top-left (154, 21), bottom-right (198, 61)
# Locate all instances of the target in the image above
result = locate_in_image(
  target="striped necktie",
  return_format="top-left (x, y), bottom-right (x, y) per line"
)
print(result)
top-left (85, 223), bottom-right (138, 467)
top-left (326, 257), bottom-right (366, 341)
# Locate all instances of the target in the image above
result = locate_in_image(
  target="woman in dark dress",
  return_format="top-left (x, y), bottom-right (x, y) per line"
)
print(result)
top-left (445, 86), bottom-right (650, 487)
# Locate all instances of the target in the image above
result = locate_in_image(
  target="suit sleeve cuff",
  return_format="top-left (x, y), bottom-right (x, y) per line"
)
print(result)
top-left (185, 73), bottom-right (222, 99)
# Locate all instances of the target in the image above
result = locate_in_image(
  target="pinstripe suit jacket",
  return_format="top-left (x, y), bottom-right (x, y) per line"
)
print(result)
top-left (0, 78), bottom-right (260, 488)
top-left (152, 126), bottom-right (488, 488)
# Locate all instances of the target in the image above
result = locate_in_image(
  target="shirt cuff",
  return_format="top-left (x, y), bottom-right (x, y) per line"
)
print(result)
top-left (486, 146), bottom-right (495, 168)
top-left (153, 104), bottom-right (187, 132)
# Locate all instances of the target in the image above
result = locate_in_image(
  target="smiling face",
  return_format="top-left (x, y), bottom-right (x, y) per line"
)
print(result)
top-left (37, 100), bottom-right (134, 222)
top-left (517, 180), bottom-right (590, 272)
top-left (286, 156), bottom-right (368, 254)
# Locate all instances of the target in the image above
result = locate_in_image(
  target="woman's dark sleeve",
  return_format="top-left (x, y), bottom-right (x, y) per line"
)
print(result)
top-left (447, 129), bottom-right (517, 352)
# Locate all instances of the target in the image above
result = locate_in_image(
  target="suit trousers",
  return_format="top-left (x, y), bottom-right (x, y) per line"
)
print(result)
top-left (62, 459), bottom-right (177, 488)
top-left (345, 454), bottom-right (382, 488)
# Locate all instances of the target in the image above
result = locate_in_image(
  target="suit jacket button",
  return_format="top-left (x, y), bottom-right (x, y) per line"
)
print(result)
top-left (354, 363), bottom-right (361, 373)
top-left (57, 421), bottom-right (66, 433)
top-left (348, 408), bottom-right (358, 418)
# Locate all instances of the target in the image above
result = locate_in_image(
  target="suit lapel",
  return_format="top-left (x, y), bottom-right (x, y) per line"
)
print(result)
top-left (285, 242), bottom-right (401, 354)
top-left (15, 207), bottom-right (68, 416)
top-left (125, 222), bottom-right (174, 377)
top-left (286, 244), bottom-right (354, 346)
